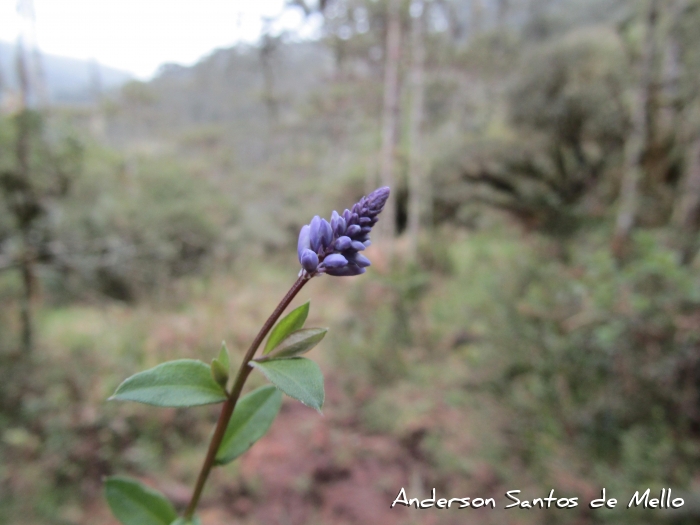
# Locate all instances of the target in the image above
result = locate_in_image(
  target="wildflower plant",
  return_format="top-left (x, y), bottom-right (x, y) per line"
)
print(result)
top-left (105, 187), bottom-right (390, 525)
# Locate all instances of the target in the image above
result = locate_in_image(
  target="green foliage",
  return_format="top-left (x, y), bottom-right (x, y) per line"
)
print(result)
top-left (330, 265), bottom-right (429, 388)
top-left (0, 109), bottom-right (84, 357)
top-left (0, 110), bottom-right (81, 219)
top-left (433, 26), bottom-right (632, 236)
top-left (456, 228), bottom-right (700, 494)
top-left (215, 385), bottom-right (283, 465)
top-left (104, 476), bottom-right (178, 525)
top-left (510, 27), bottom-right (628, 145)
top-left (49, 148), bottom-right (228, 302)
top-left (266, 327), bottom-right (328, 359)
top-left (264, 301), bottom-right (310, 354)
top-left (250, 358), bottom-right (325, 412)
top-left (121, 80), bottom-right (158, 105)
top-left (110, 359), bottom-right (227, 407)
top-left (6, 1), bottom-right (700, 523)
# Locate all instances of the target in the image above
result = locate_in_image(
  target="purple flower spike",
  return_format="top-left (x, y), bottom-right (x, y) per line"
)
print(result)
top-left (297, 187), bottom-right (390, 277)
top-left (300, 249), bottom-right (319, 272)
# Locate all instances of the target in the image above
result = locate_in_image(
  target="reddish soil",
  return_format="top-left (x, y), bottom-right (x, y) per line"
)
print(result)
top-left (83, 372), bottom-right (523, 525)
top-left (201, 377), bottom-right (414, 525)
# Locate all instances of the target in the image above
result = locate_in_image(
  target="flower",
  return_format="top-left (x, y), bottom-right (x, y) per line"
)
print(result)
top-left (297, 186), bottom-right (390, 276)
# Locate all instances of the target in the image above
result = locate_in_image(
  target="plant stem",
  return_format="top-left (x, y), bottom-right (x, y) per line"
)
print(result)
top-left (183, 273), bottom-right (310, 518)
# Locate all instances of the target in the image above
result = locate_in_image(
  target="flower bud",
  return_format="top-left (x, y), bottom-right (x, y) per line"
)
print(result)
top-left (326, 264), bottom-right (366, 277)
top-left (320, 218), bottom-right (333, 248)
top-left (309, 216), bottom-right (323, 252)
top-left (323, 253), bottom-right (348, 269)
top-left (334, 236), bottom-right (352, 251)
top-left (348, 253), bottom-right (371, 268)
top-left (300, 249), bottom-right (319, 272)
top-left (297, 224), bottom-right (310, 262)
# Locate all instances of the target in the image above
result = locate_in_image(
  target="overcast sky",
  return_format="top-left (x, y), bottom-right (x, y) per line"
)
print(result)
top-left (0, 0), bottom-right (322, 79)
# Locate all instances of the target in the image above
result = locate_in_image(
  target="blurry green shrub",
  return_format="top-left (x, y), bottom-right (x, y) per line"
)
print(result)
top-left (49, 148), bottom-right (232, 302)
top-left (433, 27), bottom-right (630, 237)
top-left (416, 227), bottom-right (455, 275)
top-left (330, 264), bottom-right (430, 388)
top-left (463, 227), bottom-right (700, 498)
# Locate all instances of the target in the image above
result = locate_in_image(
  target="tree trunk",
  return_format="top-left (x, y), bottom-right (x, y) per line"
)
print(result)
top-left (260, 42), bottom-right (278, 129)
top-left (471, 0), bottom-right (484, 36)
top-left (612, 0), bottom-right (659, 260)
top-left (672, 138), bottom-right (700, 263)
top-left (668, 0), bottom-right (696, 230)
top-left (497, 0), bottom-right (510, 26)
top-left (19, 242), bottom-right (34, 354)
top-left (407, 1), bottom-right (426, 260)
top-left (15, 38), bottom-right (35, 355)
top-left (660, 0), bottom-right (685, 133)
top-left (378, 0), bottom-right (402, 246)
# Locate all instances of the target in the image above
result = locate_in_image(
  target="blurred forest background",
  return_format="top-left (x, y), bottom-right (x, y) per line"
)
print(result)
top-left (2, 0), bottom-right (700, 523)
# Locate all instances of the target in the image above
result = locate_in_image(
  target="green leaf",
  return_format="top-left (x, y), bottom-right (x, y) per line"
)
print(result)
top-left (215, 385), bottom-right (283, 465)
top-left (217, 341), bottom-right (230, 371)
top-left (267, 328), bottom-right (327, 359)
top-left (170, 518), bottom-right (201, 525)
top-left (110, 359), bottom-right (227, 407)
top-left (250, 358), bottom-right (324, 412)
top-left (264, 301), bottom-right (310, 354)
top-left (105, 476), bottom-right (177, 525)
top-left (210, 358), bottom-right (229, 389)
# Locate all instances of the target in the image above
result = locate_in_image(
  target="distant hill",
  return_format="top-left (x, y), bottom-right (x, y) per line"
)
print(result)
top-left (105, 41), bottom-right (335, 161)
top-left (0, 40), bottom-right (133, 105)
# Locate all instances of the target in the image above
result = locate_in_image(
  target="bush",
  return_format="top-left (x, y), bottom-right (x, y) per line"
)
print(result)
top-left (50, 148), bottom-right (233, 302)
top-left (465, 227), bottom-right (700, 510)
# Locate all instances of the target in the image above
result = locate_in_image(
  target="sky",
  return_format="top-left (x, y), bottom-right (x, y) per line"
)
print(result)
top-left (0, 0), bottom-right (322, 79)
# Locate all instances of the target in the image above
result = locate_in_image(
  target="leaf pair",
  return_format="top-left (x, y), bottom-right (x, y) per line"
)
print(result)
top-left (109, 356), bottom-right (325, 414)
top-left (263, 301), bottom-right (327, 359)
top-left (110, 303), bottom-right (327, 409)
top-left (255, 301), bottom-right (327, 411)
top-left (110, 371), bottom-right (284, 465)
